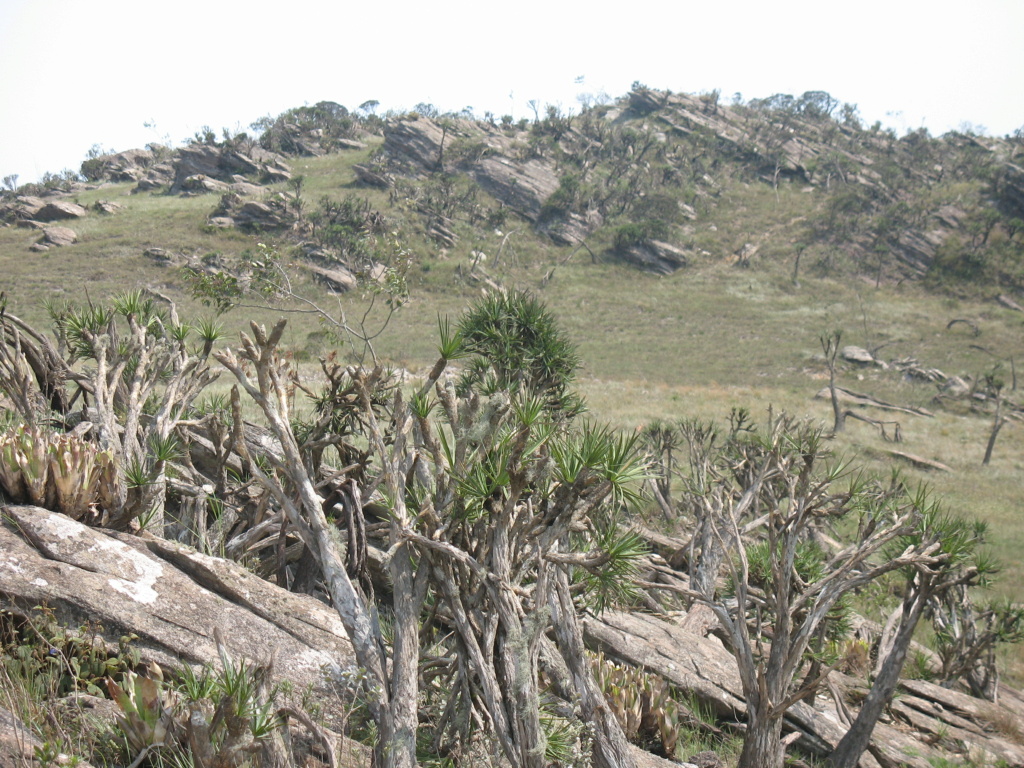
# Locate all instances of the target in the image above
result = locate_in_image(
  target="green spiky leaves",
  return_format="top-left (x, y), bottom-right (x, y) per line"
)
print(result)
top-left (454, 290), bottom-right (584, 417)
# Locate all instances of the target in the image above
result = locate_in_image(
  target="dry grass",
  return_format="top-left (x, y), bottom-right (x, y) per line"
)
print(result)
top-left (2, 145), bottom-right (1023, 685)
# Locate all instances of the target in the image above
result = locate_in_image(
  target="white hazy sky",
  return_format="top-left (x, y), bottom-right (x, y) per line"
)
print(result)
top-left (1, 0), bottom-right (1022, 184)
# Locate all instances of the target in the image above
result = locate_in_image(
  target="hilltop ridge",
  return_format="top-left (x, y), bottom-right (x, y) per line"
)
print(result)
top-left (3, 86), bottom-right (1023, 296)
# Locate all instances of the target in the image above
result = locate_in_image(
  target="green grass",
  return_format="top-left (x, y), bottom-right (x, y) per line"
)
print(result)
top-left (3, 143), bottom-right (1023, 685)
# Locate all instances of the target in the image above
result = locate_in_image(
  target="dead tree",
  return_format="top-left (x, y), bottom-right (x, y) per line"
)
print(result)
top-left (216, 322), bottom-right (418, 768)
top-left (821, 331), bottom-right (846, 434)
top-left (981, 375), bottom-right (1007, 465)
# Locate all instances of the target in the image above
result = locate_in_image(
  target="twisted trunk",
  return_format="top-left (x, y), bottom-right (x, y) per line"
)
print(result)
top-left (549, 568), bottom-right (635, 768)
top-left (827, 583), bottom-right (929, 768)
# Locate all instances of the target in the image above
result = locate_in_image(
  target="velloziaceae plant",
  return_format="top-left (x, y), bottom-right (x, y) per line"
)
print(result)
top-left (592, 653), bottom-right (683, 756)
top-left (0, 424), bottom-right (117, 521)
top-left (106, 664), bottom-right (179, 755)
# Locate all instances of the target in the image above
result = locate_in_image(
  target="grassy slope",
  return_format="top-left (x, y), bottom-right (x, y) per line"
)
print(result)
top-left (2, 145), bottom-right (1022, 681)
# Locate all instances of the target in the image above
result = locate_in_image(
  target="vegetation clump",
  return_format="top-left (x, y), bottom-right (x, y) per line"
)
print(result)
top-left (1, 84), bottom-right (1024, 768)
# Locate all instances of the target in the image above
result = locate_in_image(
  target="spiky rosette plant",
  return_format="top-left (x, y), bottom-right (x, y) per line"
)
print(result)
top-left (48, 432), bottom-right (116, 521)
top-left (0, 423), bottom-right (121, 521)
top-left (217, 292), bottom-right (653, 768)
top-left (0, 424), bottom-right (53, 508)
top-left (454, 290), bottom-right (584, 417)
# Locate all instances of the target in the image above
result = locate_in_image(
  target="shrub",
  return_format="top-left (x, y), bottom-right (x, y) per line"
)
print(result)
top-left (454, 289), bottom-right (583, 416)
top-left (613, 219), bottom-right (669, 250)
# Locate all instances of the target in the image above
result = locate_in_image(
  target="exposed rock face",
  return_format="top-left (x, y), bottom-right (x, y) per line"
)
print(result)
top-left (0, 505), bottom-right (355, 693)
top-left (168, 144), bottom-right (291, 194)
top-left (627, 88), bottom-right (669, 115)
top-left (585, 608), bottom-right (1024, 768)
top-left (376, 117), bottom-right (584, 238)
top-left (894, 206), bottom-right (963, 276)
top-left (306, 263), bottom-right (358, 293)
top-left (617, 239), bottom-right (690, 274)
top-left (336, 138), bottom-right (367, 151)
top-left (209, 192), bottom-right (295, 230)
top-left (132, 162), bottom-right (175, 192)
top-left (382, 117), bottom-right (448, 175)
top-left (229, 179), bottom-right (266, 197)
top-left (11, 195), bottom-right (46, 218)
top-left (537, 209), bottom-right (604, 246)
top-left (473, 155), bottom-right (560, 220)
top-left (84, 147), bottom-right (156, 182)
top-left (40, 226), bottom-right (77, 246)
top-left (181, 174), bottom-right (231, 194)
top-left (996, 162), bottom-right (1024, 219)
top-left (143, 246), bottom-right (174, 263)
top-left (92, 199), bottom-right (123, 214)
top-left (1, 196), bottom-right (45, 223)
top-left (171, 145), bottom-right (230, 192)
top-left (34, 200), bottom-right (87, 221)
top-left (841, 345), bottom-right (881, 365)
top-left (261, 163), bottom-right (292, 183)
top-left (352, 163), bottom-right (391, 188)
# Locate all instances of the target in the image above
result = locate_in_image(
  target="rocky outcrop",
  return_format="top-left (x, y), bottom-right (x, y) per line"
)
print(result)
top-left (0, 505), bottom-right (356, 693)
top-left (181, 174), bottom-right (231, 194)
top-left (0, 504), bottom-right (375, 767)
top-left (996, 162), bottom-right (1024, 219)
top-left (92, 199), bottom-right (123, 214)
top-left (132, 162), bottom-right (175, 192)
top-left (6, 195), bottom-right (46, 219)
top-left (537, 209), bottom-right (604, 246)
top-left (305, 263), bottom-right (358, 293)
top-left (209, 192), bottom-right (295, 230)
top-left (38, 226), bottom-right (78, 247)
top-left (82, 147), bottom-right (158, 183)
top-left (168, 144), bottom-right (291, 194)
top-left (617, 239), bottom-right (690, 274)
top-left (381, 117), bottom-right (449, 175)
top-left (352, 163), bottom-right (391, 188)
top-left (34, 200), bottom-right (87, 221)
top-left (893, 205), bottom-right (964, 276)
top-left (171, 145), bottom-right (237, 189)
top-left (474, 155), bottom-right (560, 220)
top-left (376, 118), bottom-right (574, 233)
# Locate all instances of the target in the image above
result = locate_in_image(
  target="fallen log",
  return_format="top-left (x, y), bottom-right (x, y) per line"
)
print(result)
top-left (814, 387), bottom-right (934, 417)
top-left (888, 451), bottom-right (953, 472)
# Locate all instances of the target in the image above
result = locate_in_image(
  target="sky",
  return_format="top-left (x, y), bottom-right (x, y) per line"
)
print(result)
top-left (1, 0), bottom-right (1022, 184)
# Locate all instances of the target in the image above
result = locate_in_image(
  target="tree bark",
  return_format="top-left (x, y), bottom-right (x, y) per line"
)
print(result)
top-left (982, 392), bottom-right (1005, 465)
top-left (736, 700), bottom-right (786, 768)
top-left (549, 569), bottom-right (635, 768)
top-left (690, 514), bottom-right (724, 599)
top-left (386, 541), bottom-right (422, 768)
top-left (827, 585), bottom-right (929, 768)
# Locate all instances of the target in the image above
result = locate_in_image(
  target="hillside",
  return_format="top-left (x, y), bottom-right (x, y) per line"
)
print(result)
top-left (1, 87), bottom-right (1024, 768)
